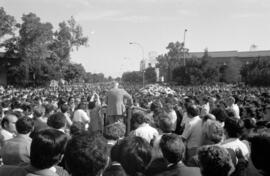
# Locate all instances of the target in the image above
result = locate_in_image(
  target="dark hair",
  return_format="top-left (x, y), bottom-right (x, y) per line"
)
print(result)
top-left (243, 118), bottom-right (256, 129)
top-left (16, 117), bottom-right (34, 134)
top-left (198, 145), bottom-right (233, 176)
top-left (224, 117), bottom-right (244, 138)
top-left (119, 136), bottom-right (152, 176)
top-left (77, 103), bottom-right (86, 110)
top-left (45, 104), bottom-right (55, 115)
top-left (70, 122), bottom-right (86, 136)
top-left (186, 105), bottom-right (199, 117)
top-left (30, 129), bottom-right (68, 169)
top-left (130, 112), bottom-right (147, 130)
top-left (158, 112), bottom-right (174, 133)
top-left (47, 112), bottom-right (66, 130)
top-left (249, 129), bottom-right (270, 175)
top-left (104, 122), bottom-right (126, 140)
top-left (88, 101), bottom-right (96, 110)
top-left (60, 104), bottom-right (69, 113)
top-left (33, 106), bottom-right (45, 118)
top-left (211, 108), bottom-right (228, 123)
top-left (159, 133), bottom-right (185, 164)
top-left (65, 133), bottom-right (109, 176)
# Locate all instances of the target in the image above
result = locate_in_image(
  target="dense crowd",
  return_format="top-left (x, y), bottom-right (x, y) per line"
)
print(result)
top-left (0, 82), bottom-right (270, 176)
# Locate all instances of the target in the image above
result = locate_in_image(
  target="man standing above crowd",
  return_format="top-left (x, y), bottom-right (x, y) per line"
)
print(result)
top-left (105, 82), bottom-right (133, 125)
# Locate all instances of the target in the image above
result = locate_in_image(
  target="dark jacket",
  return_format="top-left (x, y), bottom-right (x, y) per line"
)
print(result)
top-left (153, 162), bottom-right (201, 176)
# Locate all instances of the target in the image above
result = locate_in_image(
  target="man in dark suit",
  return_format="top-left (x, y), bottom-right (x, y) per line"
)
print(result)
top-left (153, 133), bottom-right (201, 176)
top-left (105, 82), bottom-right (132, 125)
top-left (1, 117), bottom-right (33, 166)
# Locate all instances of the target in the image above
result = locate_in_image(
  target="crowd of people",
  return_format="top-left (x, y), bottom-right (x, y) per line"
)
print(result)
top-left (0, 81), bottom-right (270, 176)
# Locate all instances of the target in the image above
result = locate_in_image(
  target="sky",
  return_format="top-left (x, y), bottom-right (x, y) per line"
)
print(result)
top-left (1, 0), bottom-right (270, 77)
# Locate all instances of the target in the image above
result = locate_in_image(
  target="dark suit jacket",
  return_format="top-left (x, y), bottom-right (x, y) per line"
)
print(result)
top-left (153, 162), bottom-right (201, 176)
top-left (103, 163), bottom-right (127, 176)
top-left (1, 134), bottom-right (32, 166)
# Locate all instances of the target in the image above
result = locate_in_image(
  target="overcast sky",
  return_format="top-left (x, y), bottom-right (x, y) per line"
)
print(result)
top-left (1, 0), bottom-right (270, 77)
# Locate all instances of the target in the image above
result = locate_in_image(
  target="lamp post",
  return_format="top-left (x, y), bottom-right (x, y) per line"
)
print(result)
top-left (183, 29), bottom-right (188, 66)
top-left (129, 42), bottom-right (145, 87)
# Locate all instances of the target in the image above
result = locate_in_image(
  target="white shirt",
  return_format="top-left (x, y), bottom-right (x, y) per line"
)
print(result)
top-left (132, 123), bottom-right (159, 143)
top-left (222, 138), bottom-right (249, 157)
top-left (227, 104), bottom-right (240, 119)
top-left (73, 109), bottom-right (90, 123)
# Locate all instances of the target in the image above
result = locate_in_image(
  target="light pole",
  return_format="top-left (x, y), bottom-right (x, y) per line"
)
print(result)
top-left (129, 42), bottom-right (145, 87)
top-left (183, 29), bottom-right (188, 66)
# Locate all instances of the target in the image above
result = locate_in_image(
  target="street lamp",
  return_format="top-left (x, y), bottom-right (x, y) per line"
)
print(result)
top-left (129, 42), bottom-right (145, 87)
top-left (183, 29), bottom-right (188, 66)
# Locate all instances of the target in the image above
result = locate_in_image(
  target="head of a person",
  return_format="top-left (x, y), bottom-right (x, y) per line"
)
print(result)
top-left (198, 145), bottom-right (234, 176)
top-left (16, 117), bottom-right (34, 135)
top-left (159, 133), bottom-right (185, 164)
top-left (130, 112), bottom-right (148, 130)
top-left (211, 108), bottom-right (228, 123)
top-left (249, 129), bottom-right (270, 175)
top-left (77, 103), bottom-right (87, 110)
top-left (88, 101), bottom-right (96, 110)
top-left (30, 129), bottom-right (68, 169)
top-left (224, 117), bottom-right (244, 138)
top-left (158, 112), bottom-right (174, 133)
top-left (104, 121), bottom-right (126, 140)
top-left (47, 112), bottom-right (66, 130)
top-left (44, 104), bottom-right (55, 116)
top-left (65, 133), bottom-right (109, 176)
top-left (202, 119), bottom-right (224, 145)
top-left (68, 97), bottom-right (75, 105)
top-left (60, 104), bottom-right (69, 113)
top-left (33, 105), bottom-right (45, 118)
top-left (1, 112), bottom-right (19, 133)
top-left (186, 105), bottom-right (199, 118)
top-left (70, 122), bottom-right (86, 137)
top-left (226, 97), bottom-right (235, 106)
top-left (118, 136), bottom-right (152, 176)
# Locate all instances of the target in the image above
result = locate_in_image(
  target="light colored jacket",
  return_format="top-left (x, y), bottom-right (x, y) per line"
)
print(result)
top-left (106, 88), bottom-right (132, 116)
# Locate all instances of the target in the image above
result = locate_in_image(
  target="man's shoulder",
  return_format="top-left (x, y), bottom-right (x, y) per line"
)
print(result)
top-left (0, 165), bottom-right (27, 176)
top-left (153, 164), bottom-right (201, 176)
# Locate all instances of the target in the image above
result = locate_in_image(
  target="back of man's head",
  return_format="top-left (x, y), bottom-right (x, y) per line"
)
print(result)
top-left (159, 133), bottom-right (185, 164)
top-left (198, 145), bottom-right (233, 176)
top-left (47, 112), bottom-right (66, 130)
top-left (33, 106), bottom-right (45, 118)
top-left (130, 112), bottom-right (148, 130)
top-left (186, 105), bottom-right (199, 117)
top-left (224, 117), bottom-right (244, 138)
top-left (16, 117), bottom-right (34, 134)
top-left (30, 129), bottom-right (68, 169)
top-left (158, 112), bottom-right (174, 133)
top-left (119, 136), bottom-right (152, 176)
top-left (65, 133), bottom-right (109, 176)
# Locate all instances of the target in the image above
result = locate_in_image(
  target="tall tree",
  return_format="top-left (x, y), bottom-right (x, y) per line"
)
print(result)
top-left (157, 41), bottom-right (186, 82)
top-left (51, 16), bottom-right (88, 63)
top-left (144, 66), bottom-right (157, 83)
top-left (0, 7), bottom-right (17, 39)
top-left (18, 13), bottom-right (54, 84)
